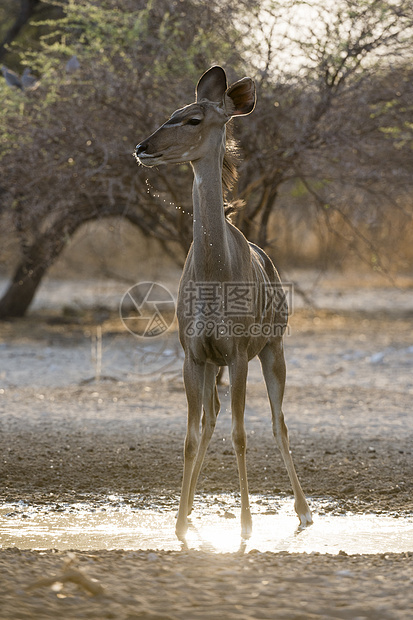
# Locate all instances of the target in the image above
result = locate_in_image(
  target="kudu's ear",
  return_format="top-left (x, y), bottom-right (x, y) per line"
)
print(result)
top-left (196, 66), bottom-right (228, 103)
top-left (225, 77), bottom-right (256, 116)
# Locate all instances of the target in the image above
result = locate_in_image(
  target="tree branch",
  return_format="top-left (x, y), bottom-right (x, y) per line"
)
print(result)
top-left (0, 0), bottom-right (40, 60)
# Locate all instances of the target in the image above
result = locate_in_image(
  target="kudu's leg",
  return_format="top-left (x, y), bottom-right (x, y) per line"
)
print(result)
top-left (187, 362), bottom-right (220, 516)
top-left (229, 356), bottom-right (252, 539)
top-left (176, 356), bottom-right (205, 541)
top-left (259, 339), bottom-right (312, 527)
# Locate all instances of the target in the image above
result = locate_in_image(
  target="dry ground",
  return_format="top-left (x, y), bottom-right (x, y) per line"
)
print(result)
top-left (0, 274), bottom-right (412, 619)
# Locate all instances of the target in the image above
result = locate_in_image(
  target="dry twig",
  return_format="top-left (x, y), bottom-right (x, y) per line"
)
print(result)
top-left (26, 554), bottom-right (105, 597)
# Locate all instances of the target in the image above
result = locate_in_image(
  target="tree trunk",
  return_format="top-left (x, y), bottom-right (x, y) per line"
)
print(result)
top-left (0, 259), bottom-right (48, 318)
top-left (0, 203), bottom-right (186, 319)
top-left (258, 187), bottom-right (278, 249)
top-left (0, 0), bottom-right (40, 60)
top-left (0, 216), bottom-right (82, 319)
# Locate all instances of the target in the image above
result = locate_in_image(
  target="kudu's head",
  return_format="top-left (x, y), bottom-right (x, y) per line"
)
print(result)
top-left (135, 66), bottom-right (255, 167)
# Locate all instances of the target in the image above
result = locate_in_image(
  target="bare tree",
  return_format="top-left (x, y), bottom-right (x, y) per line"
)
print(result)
top-left (0, 0), bottom-right (249, 317)
top-left (1, 0), bottom-right (412, 318)
top-left (232, 0), bottom-right (413, 268)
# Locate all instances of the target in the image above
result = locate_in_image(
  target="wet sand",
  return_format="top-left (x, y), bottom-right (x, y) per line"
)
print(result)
top-left (0, 280), bottom-right (413, 619)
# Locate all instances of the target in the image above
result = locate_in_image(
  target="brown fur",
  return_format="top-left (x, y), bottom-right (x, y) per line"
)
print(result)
top-left (223, 123), bottom-right (245, 219)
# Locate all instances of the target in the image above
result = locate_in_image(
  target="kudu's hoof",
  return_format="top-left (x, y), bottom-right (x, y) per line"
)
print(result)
top-left (298, 509), bottom-right (313, 528)
top-left (175, 519), bottom-right (188, 542)
top-left (241, 519), bottom-right (253, 540)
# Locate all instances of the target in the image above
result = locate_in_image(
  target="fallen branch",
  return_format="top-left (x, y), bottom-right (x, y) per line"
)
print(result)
top-left (26, 555), bottom-right (105, 597)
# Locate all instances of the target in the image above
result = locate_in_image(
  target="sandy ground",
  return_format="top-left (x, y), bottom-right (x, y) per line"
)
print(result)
top-left (0, 274), bottom-right (412, 619)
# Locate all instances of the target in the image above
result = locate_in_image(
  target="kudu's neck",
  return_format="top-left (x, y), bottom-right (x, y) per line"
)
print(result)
top-left (190, 130), bottom-right (231, 281)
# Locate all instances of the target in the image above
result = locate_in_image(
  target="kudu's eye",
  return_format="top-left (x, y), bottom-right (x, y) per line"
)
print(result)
top-left (187, 118), bottom-right (202, 126)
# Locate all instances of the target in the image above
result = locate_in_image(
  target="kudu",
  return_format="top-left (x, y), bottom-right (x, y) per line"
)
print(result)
top-left (135, 66), bottom-right (312, 540)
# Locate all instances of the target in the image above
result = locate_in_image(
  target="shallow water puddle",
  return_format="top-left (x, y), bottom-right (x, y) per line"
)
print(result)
top-left (1, 496), bottom-right (412, 554)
